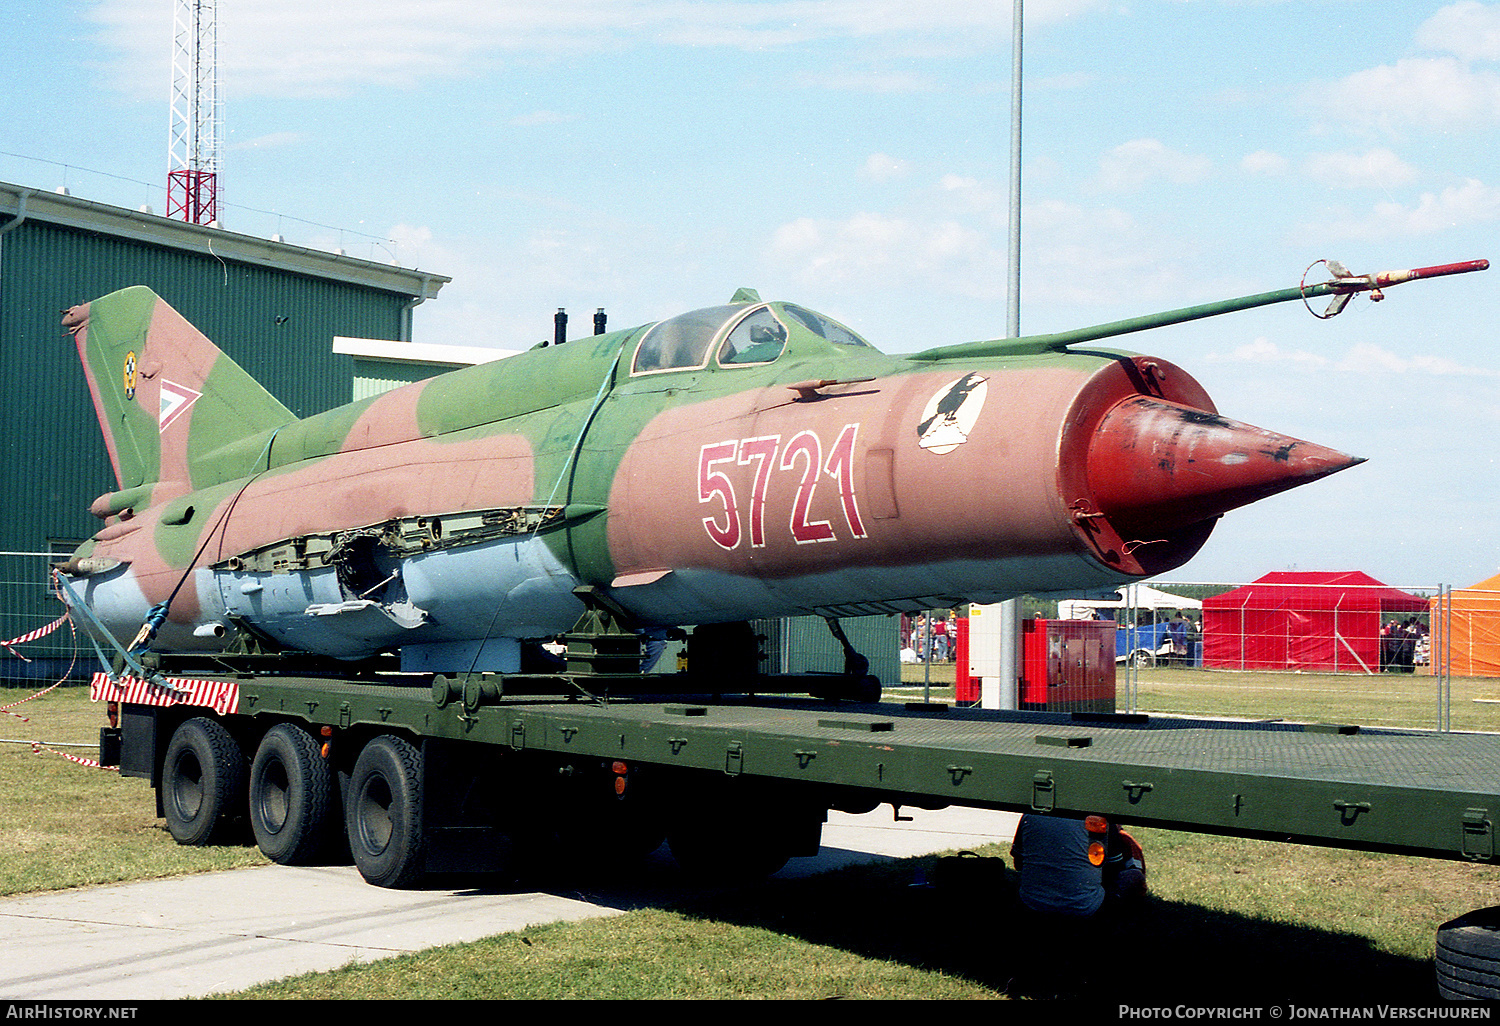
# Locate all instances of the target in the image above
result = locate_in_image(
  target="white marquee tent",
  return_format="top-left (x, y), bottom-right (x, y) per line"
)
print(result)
top-left (1056, 584), bottom-right (1202, 620)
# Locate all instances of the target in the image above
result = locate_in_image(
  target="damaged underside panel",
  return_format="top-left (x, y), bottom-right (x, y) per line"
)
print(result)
top-left (211, 506), bottom-right (567, 575)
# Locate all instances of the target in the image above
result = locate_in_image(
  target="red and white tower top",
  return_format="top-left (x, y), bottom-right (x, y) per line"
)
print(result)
top-left (167, 0), bottom-right (221, 225)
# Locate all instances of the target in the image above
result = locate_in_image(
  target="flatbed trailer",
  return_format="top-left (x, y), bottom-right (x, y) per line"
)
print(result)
top-left (101, 669), bottom-right (1500, 872)
top-left (93, 658), bottom-right (1500, 999)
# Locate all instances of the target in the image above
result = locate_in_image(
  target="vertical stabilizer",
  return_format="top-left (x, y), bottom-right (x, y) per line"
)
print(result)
top-left (64, 286), bottom-right (295, 500)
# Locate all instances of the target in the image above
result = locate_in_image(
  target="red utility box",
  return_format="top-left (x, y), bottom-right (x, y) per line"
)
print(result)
top-left (954, 615), bottom-right (979, 703)
top-left (1020, 619), bottom-right (1116, 713)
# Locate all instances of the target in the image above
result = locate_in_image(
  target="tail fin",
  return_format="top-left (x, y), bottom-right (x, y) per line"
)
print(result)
top-left (64, 286), bottom-right (295, 505)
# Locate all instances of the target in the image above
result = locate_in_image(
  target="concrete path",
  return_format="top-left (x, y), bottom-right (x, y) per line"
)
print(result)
top-left (0, 806), bottom-right (1019, 1000)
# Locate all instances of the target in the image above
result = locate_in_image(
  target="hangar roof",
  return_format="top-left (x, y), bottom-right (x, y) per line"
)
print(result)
top-left (0, 181), bottom-right (450, 301)
top-left (333, 336), bottom-right (520, 367)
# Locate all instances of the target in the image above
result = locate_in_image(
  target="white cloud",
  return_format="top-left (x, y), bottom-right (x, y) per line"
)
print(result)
top-left (1311, 57), bottom-right (1500, 131)
top-left (1018, 198), bottom-right (1196, 306)
top-left (1206, 337), bottom-right (1330, 370)
top-left (1096, 138), bottom-right (1212, 193)
top-left (860, 153), bottom-right (913, 181)
top-left (765, 171), bottom-right (1209, 309)
top-left (1302, 149), bottom-right (1419, 190)
top-left (937, 174), bottom-right (1006, 219)
top-left (89, 0), bottom-right (1110, 101)
top-left (227, 132), bottom-right (306, 151)
top-left (767, 211), bottom-right (1005, 299)
top-left (1297, 178), bottom-right (1500, 241)
top-left (1242, 150), bottom-right (1289, 176)
top-left (1207, 337), bottom-right (1500, 379)
top-left (386, 223), bottom-right (448, 271)
top-left (1417, 1), bottom-right (1500, 62)
top-left (1335, 342), bottom-right (1500, 378)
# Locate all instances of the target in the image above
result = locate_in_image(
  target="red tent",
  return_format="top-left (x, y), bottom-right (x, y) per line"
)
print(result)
top-left (1202, 571), bottom-right (1426, 673)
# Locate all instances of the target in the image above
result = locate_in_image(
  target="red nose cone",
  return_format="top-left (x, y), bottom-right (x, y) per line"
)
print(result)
top-left (1086, 395), bottom-right (1365, 537)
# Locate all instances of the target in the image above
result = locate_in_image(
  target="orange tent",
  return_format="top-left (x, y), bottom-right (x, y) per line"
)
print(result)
top-left (1433, 573), bottom-right (1500, 677)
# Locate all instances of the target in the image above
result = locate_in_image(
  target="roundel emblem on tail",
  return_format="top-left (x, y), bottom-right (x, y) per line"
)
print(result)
top-left (123, 352), bottom-right (137, 401)
top-left (917, 372), bottom-right (988, 455)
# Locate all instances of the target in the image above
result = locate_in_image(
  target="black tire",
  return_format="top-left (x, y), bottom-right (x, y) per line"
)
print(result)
top-left (162, 717), bottom-right (247, 846)
top-left (249, 723), bottom-right (336, 865)
top-left (1437, 906), bottom-right (1500, 1000)
top-left (347, 735), bottom-right (426, 888)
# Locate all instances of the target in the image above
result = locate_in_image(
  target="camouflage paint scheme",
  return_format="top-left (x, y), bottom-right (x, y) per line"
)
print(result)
top-left (59, 285), bottom-right (1358, 671)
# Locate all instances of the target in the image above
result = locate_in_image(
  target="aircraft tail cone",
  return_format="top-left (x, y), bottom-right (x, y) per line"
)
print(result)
top-left (1086, 395), bottom-right (1365, 538)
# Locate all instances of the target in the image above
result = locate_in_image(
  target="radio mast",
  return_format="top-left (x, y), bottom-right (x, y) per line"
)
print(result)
top-left (167, 0), bottom-right (221, 225)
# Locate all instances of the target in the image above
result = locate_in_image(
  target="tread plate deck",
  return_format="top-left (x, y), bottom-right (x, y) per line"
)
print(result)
top-left (518, 698), bottom-right (1500, 860)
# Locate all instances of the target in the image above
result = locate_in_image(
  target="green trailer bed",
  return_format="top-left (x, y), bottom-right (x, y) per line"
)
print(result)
top-left (228, 677), bottom-right (1500, 864)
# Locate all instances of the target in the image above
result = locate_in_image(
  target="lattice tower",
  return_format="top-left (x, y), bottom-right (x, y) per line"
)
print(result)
top-left (167, 0), bottom-right (221, 225)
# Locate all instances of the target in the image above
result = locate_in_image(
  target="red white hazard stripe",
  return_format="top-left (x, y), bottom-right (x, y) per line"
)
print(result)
top-left (2, 612), bottom-right (70, 658)
top-left (31, 740), bottom-right (119, 772)
top-left (90, 672), bottom-right (240, 716)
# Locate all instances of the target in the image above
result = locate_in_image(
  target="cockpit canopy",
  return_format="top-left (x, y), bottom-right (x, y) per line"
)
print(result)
top-left (631, 302), bottom-right (871, 375)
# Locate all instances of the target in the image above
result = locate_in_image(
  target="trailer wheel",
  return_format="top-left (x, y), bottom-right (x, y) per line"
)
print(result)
top-left (162, 717), bottom-right (246, 846)
top-left (1130, 649), bottom-right (1155, 668)
top-left (1436, 907), bottom-right (1500, 1000)
top-left (347, 735), bottom-right (425, 888)
top-left (249, 723), bottom-right (335, 865)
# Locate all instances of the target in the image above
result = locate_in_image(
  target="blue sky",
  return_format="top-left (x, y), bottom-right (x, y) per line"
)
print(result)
top-left (5, 0), bottom-right (1498, 590)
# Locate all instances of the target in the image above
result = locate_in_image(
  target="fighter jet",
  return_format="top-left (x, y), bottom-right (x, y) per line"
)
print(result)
top-left (55, 260), bottom-right (1484, 674)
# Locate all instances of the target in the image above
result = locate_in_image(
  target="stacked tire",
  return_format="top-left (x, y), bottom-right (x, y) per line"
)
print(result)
top-left (1436, 906), bottom-right (1500, 1000)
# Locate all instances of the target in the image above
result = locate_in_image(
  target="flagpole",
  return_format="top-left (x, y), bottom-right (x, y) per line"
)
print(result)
top-left (996, 0), bottom-right (1024, 710)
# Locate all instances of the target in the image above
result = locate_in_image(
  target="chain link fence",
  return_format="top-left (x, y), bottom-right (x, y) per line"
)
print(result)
top-left (1112, 579), bottom-right (1452, 730)
top-left (952, 579), bottom-right (1500, 732)
top-left (0, 552), bottom-right (89, 691)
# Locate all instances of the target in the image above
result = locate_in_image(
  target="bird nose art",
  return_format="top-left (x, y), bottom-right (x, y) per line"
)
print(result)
top-left (1085, 395), bottom-right (1365, 537)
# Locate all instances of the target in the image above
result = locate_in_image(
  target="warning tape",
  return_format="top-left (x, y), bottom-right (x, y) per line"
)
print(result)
top-left (30, 740), bottom-right (118, 772)
top-left (1, 616), bottom-right (79, 722)
top-left (3, 600), bottom-right (115, 770)
top-left (1, 612), bottom-right (70, 660)
top-left (90, 672), bottom-right (240, 716)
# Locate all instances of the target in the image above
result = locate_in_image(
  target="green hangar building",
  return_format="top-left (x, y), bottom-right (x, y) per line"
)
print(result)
top-left (0, 181), bottom-right (450, 684)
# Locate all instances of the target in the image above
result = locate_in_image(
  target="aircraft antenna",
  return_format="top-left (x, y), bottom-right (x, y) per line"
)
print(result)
top-left (167, 0), bottom-right (222, 225)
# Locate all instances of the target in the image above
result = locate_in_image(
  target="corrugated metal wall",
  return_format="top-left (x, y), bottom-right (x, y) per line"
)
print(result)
top-left (353, 359), bottom-right (455, 401)
top-left (756, 616), bottom-right (900, 683)
top-left (0, 218), bottom-right (416, 681)
top-left (652, 617), bottom-right (900, 684)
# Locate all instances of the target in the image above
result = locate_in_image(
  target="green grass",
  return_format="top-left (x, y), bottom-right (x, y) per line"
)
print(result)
top-left (222, 830), bottom-right (1500, 1001)
top-left (0, 686), bottom-right (267, 896)
top-left (223, 906), bottom-right (1003, 1000)
top-left (1130, 666), bottom-right (1498, 731)
top-left (902, 658), bottom-right (1498, 732)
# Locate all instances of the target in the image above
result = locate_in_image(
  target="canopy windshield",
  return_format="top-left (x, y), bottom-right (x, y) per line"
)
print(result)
top-left (632, 302), bottom-right (871, 375)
